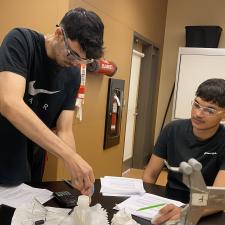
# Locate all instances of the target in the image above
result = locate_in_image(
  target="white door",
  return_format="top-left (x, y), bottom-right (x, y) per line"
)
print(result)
top-left (123, 50), bottom-right (144, 162)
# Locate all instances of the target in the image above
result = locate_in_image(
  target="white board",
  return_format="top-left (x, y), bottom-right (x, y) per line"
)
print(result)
top-left (172, 47), bottom-right (225, 120)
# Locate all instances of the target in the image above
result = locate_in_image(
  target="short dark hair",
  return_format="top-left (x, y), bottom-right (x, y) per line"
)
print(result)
top-left (60, 7), bottom-right (104, 59)
top-left (196, 78), bottom-right (225, 108)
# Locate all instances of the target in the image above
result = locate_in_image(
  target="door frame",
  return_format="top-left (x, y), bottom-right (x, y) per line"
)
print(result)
top-left (122, 32), bottom-right (160, 171)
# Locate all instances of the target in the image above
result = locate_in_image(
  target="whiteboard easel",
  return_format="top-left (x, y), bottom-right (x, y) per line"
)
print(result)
top-left (172, 47), bottom-right (225, 120)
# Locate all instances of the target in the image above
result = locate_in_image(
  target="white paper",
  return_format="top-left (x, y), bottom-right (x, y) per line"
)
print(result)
top-left (11, 203), bottom-right (72, 225)
top-left (114, 193), bottom-right (184, 220)
top-left (100, 176), bottom-right (145, 196)
top-left (102, 193), bottom-right (140, 197)
top-left (0, 183), bottom-right (52, 208)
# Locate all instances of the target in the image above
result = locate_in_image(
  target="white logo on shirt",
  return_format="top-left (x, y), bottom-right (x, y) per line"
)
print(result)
top-left (28, 81), bottom-right (60, 96)
top-left (43, 104), bottom-right (48, 110)
top-left (204, 152), bottom-right (217, 155)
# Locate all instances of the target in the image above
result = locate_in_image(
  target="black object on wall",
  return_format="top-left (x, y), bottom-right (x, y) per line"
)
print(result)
top-left (185, 26), bottom-right (222, 48)
top-left (103, 78), bottom-right (125, 149)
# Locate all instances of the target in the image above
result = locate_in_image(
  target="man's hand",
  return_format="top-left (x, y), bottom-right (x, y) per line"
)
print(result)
top-left (152, 204), bottom-right (181, 225)
top-left (64, 152), bottom-right (95, 196)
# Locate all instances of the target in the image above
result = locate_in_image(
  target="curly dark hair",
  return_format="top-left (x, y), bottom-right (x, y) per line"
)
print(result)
top-left (196, 78), bottom-right (225, 108)
top-left (60, 7), bottom-right (104, 59)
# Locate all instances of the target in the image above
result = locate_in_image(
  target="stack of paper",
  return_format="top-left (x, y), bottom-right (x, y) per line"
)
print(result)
top-left (100, 176), bottom-right (146, 196)
top-left (114, 193), bottom-right (184, 220)
top-left (0, 183), bottom-right (53, 208)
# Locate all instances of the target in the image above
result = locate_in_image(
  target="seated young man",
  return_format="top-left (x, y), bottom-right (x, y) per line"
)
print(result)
top-left (143, 78), bottom-right (225, 224)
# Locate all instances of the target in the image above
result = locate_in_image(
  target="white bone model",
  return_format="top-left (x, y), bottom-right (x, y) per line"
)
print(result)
top-left (73, 195), bottom-right (140, 225)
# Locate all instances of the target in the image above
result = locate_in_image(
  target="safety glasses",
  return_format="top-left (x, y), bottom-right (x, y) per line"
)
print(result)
top-left (191, 100), bottom-right (224, 116)
top-left (61, 27), bottom-right (93, 65)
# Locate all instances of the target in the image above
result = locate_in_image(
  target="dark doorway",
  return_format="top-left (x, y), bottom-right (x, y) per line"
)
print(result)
top-left (123, 32), bottom-right (160, 171)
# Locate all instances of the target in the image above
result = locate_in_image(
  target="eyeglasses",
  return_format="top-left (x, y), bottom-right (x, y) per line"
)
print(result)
top-left (191, 100), bottom-right (224, 116)
top-left (61, 27), bottom-right (93, 64)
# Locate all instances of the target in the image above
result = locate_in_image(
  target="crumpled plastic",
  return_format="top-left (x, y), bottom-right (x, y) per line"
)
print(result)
top-left (85, 204), bottom-right (109, 225)
top-left (111, 209), bottom-right (140, 225)
top-left (73, 196), bottom-right (109, 225)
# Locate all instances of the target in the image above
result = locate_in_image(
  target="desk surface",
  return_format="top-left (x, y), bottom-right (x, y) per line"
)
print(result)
top-left (1, 180), bottom-right (225, 225)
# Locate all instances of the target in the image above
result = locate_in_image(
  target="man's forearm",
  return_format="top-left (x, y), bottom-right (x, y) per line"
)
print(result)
top-left (57, 130), bottom-right (76, 151)
top-left (202, 209), bottom-right (221, 217)
top-left (142, 170), bottom-right (158, 184)
top-left (1, 98), bottom-right (74, 161)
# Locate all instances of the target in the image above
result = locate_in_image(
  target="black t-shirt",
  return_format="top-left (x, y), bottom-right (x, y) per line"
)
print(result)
top-left (0, 28), bottom-right (81, 185)
top-left (153, 119), bottom-right (225, 191)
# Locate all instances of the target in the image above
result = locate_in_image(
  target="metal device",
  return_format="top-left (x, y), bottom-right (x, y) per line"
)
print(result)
top-left (164, 158), bottom-right (225, 225)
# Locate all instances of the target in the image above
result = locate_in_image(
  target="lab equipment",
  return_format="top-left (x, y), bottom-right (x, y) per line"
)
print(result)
top-left (73, 195), bottom-right (109, 225)
top-left (164, 158), bottom-right (225, 225)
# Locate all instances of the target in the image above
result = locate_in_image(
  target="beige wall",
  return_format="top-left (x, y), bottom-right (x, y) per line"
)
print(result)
top-left (155, 0), bottom-right (225, 140)
top-left (0, 0), bottom-right (168, 180)
top-left (0, 0), bottom-right (69, 42)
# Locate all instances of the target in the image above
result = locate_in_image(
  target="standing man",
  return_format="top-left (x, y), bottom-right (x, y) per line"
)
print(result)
top-left (143, 78), bottom-right (225, 224)
top-left (0, 7), bottom-right (104, 196)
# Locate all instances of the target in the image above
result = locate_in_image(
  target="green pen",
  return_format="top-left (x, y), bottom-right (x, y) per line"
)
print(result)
top-left (137, 203), bottom-right (166, 211)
